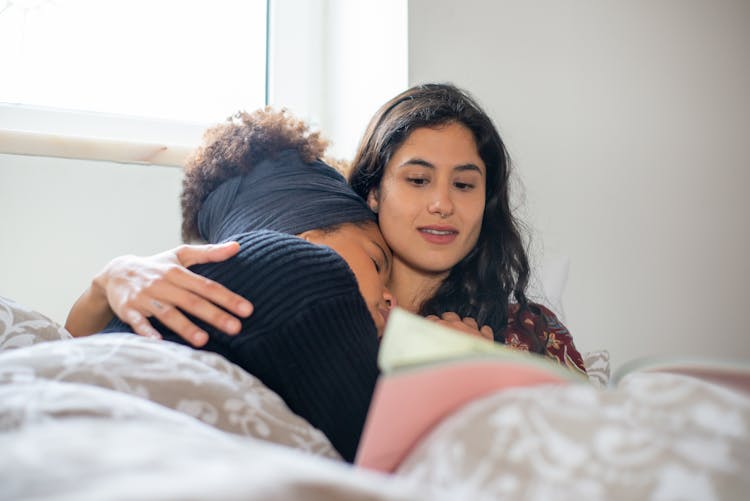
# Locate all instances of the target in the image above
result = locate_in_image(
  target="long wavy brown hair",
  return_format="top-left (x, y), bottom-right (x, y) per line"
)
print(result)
top-left (349, 83), bottom-right (539, 352)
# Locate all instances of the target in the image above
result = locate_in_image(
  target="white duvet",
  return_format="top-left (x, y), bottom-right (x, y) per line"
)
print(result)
top-left (1, 296), bottom-right (748, 500)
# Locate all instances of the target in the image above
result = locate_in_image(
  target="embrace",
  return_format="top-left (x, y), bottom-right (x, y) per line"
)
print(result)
top-left (65, 83), bottom-right (586, 461)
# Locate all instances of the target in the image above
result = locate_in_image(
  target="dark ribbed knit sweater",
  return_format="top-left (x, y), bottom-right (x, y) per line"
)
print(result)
top-left (101, 230), bottom-right (380, 461)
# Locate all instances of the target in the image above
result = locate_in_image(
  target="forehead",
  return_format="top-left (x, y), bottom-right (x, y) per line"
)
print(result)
top-left (391, 123), bottom-right (485, 173)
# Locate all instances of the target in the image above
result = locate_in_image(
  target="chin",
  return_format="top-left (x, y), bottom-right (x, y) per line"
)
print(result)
top-left (417, 258), bottom-right (462, 275)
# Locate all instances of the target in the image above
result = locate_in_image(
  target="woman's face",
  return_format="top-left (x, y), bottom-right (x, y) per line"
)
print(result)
top-left (368, 122), bottom-right (486, 278)
top-left (300, 222), bottom-right (395, 336)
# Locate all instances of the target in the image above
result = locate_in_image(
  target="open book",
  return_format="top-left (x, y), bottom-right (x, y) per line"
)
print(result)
top-left (355, 308), bottom-right (588, 473)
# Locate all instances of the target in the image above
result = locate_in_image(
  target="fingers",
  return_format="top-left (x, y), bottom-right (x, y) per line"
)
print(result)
top-left (144, 297), bottom-right (209, 347)
top-left (102, 246), bottom-right (253, 346)
top-left (431, 312), bottom-right (494, 341)
top-left (162, 265), bottom-right (253, 322)
top-left (168, 250), bottom-right (253, 320)
top-left (122, 294), bottom-right (211, 347)
top-left (122, 308), bottom-right (162, 340)
top-left (461, 317), bottom-right (479, 330)
top-left (440, 312), bottom-right (461, 322)
top-left (480, 324), bottom-right (494, 341)
top-left (176, 241), bottom-right (241, 267)
top-left (136, 279), bottom-right (237, 346)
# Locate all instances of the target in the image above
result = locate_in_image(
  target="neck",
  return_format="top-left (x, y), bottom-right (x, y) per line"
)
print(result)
top-left (388, 258), bottom-right (449, 314)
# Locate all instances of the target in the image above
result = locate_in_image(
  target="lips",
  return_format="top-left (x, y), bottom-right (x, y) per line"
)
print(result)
top-left (418, 225), bottom-right (458, 244)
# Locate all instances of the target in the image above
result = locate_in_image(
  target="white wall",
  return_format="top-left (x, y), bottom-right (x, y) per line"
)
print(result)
top-left (269, 0), bottom-right (408, 159)
top-left (409, 0), bottom-right (750, 368)
top-left (0, 154), bottom-right (183, 325)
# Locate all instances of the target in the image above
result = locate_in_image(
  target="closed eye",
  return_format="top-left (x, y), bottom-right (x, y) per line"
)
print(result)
top-left (407, 177), bottom-right (428, 186)
top-left (454, 181), bottom-right (475, 190)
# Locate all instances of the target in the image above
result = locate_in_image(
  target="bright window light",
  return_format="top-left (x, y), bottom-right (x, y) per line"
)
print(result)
top-left (0, 0), bottom-right (267, 124)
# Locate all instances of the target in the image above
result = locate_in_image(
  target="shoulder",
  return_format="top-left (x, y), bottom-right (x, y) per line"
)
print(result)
top-left (505, 303), bottom-right (587, 374)
top-left (195, 230), bottom-right (353, 283)
top-left (193, 230), bottom-right (363, 322)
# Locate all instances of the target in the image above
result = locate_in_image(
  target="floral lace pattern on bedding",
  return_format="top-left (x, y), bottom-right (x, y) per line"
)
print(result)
top-left (396, 372), bottom-right (750, 500)
top-left (0, 295), bottom-right (72, 350)
top-left (0, 296), bottom-right (339, 459)
top-left (582, 349), bottom-right (610, 388)
top-left (0, 384), bottom-right (424, 501)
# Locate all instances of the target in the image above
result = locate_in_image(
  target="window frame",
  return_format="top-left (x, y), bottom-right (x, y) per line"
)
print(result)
top-left (0, 0), bottom-right (271, 168)
top-left (0, 0), bottom-right (408, 167)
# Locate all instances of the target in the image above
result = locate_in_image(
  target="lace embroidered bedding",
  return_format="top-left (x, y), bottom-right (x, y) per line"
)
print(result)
top-left (1, 295), bottom-right (747, 500)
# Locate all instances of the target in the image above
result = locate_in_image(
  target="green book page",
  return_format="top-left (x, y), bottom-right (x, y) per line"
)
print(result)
top-left (378, 308), bottom-right (587, 383)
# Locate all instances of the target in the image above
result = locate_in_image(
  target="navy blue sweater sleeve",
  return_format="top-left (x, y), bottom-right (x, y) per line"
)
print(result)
top-left (100, 230), bottom-right (380, 461)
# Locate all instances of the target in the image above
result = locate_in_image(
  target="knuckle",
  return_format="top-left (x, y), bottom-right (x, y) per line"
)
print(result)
top-left (158, 306), bottom-right (178, 322)
top-left (200, 277), bottom-right (221, 293)
top-left (141, 275), bottom-right (164, 292)
top-left (123, 309), bottom-right (141, 323)
top-left (165, 315), bottom-right (189, 334)
top-left (163, 266), bottom-right (182, 281)
top-left (212, 313), bottom-right (233, 331)
top-left (182, 293), bottom-right (202, 311)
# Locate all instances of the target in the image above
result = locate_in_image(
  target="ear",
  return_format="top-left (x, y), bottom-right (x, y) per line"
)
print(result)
top-left (367, 189), bottom-right (380, 213)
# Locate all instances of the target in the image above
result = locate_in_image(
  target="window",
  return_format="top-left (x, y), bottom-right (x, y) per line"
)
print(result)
top-left (0, 0), bottom-right (408, 165)
top-left (0, 0), bottom-right (267, 132)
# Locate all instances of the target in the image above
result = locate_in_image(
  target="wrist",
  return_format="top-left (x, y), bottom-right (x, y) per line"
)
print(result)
top-left (91, 256), bottom-right (132, 314)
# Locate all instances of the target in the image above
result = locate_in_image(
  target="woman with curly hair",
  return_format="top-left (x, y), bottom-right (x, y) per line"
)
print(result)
top-left (67, 83), bottom-right (586, 374)
top-left (96, 108), bottom-right (394, 462)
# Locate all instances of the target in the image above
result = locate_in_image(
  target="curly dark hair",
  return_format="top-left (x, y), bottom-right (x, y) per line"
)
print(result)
top-left (349, 83), bottom-right (539, 352)
top-left (180, 108), bottom-right (330, 242)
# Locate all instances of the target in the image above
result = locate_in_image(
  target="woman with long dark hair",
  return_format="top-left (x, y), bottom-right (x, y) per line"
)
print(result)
top-left (348, 83), bottom-right (581, 368)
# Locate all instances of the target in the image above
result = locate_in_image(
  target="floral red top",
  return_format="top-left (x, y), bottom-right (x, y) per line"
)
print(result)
top-left (502, 303), bottom-right (587, 375)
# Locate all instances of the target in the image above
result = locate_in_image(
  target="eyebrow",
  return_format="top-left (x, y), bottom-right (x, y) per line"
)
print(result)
top-left (399, 157), bottom-right (484, 175)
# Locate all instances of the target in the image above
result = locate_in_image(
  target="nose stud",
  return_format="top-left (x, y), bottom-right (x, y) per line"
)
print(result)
top-left (428, 202), bottom-right (452, 219)
top-left (429, 205), bottom-right (451, 218)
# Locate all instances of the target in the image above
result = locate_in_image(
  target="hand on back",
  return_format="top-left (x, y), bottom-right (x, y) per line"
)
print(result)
top-left (96, 242), bottom-right (253, 346)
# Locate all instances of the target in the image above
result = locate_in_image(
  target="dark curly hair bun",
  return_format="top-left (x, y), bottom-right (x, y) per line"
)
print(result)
top-left (181, 108), bottom-right (330, 242)
top-left (181, 108), bottom-right (374, 243)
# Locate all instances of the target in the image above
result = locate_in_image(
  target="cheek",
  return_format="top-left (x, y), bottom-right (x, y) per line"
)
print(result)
top-left (376, 211), bottom-right (406, 253)
top-left (464, 194), bottom-right (486, 231)
top-left (378, 181), bottom-right (421, 223)
top-left (347, 255), bottom-right (382, 300)
top-left (375, 192), bottom-right (410, 247)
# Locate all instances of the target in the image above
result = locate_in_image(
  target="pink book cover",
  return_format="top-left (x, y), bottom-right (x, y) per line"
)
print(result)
top-left (355, 358), bottom-right (570, 473)
top-left (354, 308), bottom-right (585, 473)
